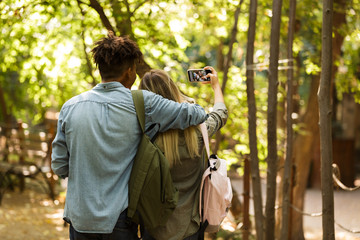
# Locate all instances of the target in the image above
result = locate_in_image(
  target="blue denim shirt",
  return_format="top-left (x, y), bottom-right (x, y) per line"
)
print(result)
top-left (51, 82), bottom-right (207, 234)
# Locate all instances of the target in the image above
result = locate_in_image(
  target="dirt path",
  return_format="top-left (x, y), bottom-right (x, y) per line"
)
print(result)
top-left (0, 189), bottom-right (68, 240)
top-left (231, 178), bottom-right (360, 240)
top-left (1, 178), bottom-right (359, 240)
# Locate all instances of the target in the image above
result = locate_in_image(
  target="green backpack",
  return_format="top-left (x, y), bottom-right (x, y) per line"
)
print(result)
top-left (127, 90), bottom-right (179, 231)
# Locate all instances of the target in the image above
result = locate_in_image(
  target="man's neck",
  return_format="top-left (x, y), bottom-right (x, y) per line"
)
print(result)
top-left (101, 78), bottom-right (132, 89)
top-left (101, 77), bottom-right (121, 83)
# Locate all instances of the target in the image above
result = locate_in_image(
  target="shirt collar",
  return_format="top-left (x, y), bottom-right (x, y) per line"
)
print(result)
top-left (94, 81), bottom-right (125, 90)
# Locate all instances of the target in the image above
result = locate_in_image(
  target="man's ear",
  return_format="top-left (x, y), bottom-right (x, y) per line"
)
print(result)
top-left (121, 65), bottom-right (137, 89)
top-left (126, 66), bottom-right (133, 76)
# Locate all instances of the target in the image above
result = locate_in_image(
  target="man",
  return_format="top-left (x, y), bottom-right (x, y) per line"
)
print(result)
top-left (51, 32), bottom-right (208, 240)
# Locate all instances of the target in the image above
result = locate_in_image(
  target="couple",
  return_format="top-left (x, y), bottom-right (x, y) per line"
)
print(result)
top-left (51, 32), bottom-right (228, 240)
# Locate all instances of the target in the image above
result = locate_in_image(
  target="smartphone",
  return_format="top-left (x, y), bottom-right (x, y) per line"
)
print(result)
top-left (187, 69), bottom-right (212, 82)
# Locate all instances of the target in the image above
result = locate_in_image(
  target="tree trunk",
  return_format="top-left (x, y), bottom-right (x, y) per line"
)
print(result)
top-left (0, 85), bottom-right (10, 123)
top-left (319, 0), bottom-right (335, 239)
top-left (136, 59), bottom-right (152, 79)
top-left (216, 41), bottom-right (224, 72)
top-left (242, 156), bottom-right (251, 240)
top-left (290, 0), bottom-right (347, 238)
top-left (280, 0), bottom-right (296, 239)
top-left (290, 74), bottom-right (320, 240)
top-left (265, 0), bottom-right (283, 238)
top-left (245, 0), bottom-right (264, 239)
top-left (110, 0), bottom-right (135, 39)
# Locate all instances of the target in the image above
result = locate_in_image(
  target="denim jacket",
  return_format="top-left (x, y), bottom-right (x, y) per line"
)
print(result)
top-left (51, 82), bottom-right (207, 233)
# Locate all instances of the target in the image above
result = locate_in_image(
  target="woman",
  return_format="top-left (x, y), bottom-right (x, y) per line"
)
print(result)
top-left (139, 67), bottom-right (228, 240)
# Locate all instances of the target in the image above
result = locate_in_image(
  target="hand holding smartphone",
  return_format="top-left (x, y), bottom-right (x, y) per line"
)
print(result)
top-left (187, 66), bottom-right (224, 103)
top-left (187, 69), bottom-right (212, 82)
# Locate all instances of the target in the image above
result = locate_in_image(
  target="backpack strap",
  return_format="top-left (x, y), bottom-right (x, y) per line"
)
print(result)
top-left (128, 90), bottom-right (144, 217)
top-left (128, 90), bottom-right (146, 219)
top-left (130, 90), bottom-right (146, 237)
top-left (131, 90), bottom-right (145, 133)
top-left (199, 220), bottom-right (209, 239)
top-left (132, 90), bottom-right (159, 142)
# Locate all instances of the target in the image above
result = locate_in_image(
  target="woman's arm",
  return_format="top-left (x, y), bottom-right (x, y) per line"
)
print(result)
top-left (203, 66), bottom-right (228, 137)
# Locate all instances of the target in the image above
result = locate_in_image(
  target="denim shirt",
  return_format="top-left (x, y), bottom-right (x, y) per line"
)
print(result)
top-left (51, 82), bottom-right (207, 234)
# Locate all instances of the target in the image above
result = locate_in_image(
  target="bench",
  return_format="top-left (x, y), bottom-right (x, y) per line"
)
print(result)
top-left (0, 121), bottom-right (57, 204)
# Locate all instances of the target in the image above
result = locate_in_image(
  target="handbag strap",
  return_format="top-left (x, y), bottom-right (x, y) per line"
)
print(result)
top-left (199, 122), bottom-right (210, 222)
top-left (200, 123), bottom-right (210, 158)
top-left (200, 123), bottom-right (221, 170)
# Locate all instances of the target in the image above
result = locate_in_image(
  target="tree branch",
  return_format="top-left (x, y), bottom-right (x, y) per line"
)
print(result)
top-left (88, 0), bottom-right (116, 33)
top-left (77, 0), bottom-right (87, 5)
top-left (132, 0), bottom-right (149, 16)
top-left (221, 0), bottom-right (244, 93)
top-left (124, 0), bottom-right (131, 15)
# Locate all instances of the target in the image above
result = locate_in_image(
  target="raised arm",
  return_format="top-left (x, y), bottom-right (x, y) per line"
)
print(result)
top-left (203, 66), bottom-right (228, 137)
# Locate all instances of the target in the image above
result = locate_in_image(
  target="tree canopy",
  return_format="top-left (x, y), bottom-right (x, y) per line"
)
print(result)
top-left (1, 0), bottom-right (359, 171)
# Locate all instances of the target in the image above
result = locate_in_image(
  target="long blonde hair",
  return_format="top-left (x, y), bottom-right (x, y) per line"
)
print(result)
top-left (139, 69), bottom-right (200, 167)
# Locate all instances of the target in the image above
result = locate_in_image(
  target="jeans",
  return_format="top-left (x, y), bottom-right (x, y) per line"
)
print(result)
top-left (69, 209), bottom-right (139, 240)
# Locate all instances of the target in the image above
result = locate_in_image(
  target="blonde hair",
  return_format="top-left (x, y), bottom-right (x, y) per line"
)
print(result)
top-left (139, 70), bottom-right (200, 167)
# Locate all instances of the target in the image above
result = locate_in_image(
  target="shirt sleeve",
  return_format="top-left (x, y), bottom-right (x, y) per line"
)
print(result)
top-left (142, 90), bottom-right (208, 138)
top-left (51, 110), bottom-right (70, 179)
top-left (205, 102), bottom-right (228, 138)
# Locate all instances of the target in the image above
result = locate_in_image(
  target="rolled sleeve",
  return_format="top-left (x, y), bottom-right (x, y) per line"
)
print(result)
top-left (206, 102), bottom-right (228, 138)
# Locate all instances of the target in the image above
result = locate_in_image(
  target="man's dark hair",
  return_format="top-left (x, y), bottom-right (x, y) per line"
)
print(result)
top-left (91, 32), bottom-right (143, 80)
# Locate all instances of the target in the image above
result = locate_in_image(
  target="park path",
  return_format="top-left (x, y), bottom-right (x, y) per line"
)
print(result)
top-left (231, 178), bottom-right (360, 240)
top-left (0, 178), bottom-right (359, 240)
top-left (0, 188), bottom-right (68, 240)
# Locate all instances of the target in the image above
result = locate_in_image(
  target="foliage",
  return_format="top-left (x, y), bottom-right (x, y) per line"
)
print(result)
top-left (0, 0), bottom-right (359, 166)
top-left (336, 0), bottom-right (360, 102)
top-left (0, 0), bottom-right (98, 123)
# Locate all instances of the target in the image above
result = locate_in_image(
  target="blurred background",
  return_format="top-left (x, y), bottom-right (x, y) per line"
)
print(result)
top-left (0, 0), bottom-right (360, 239)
